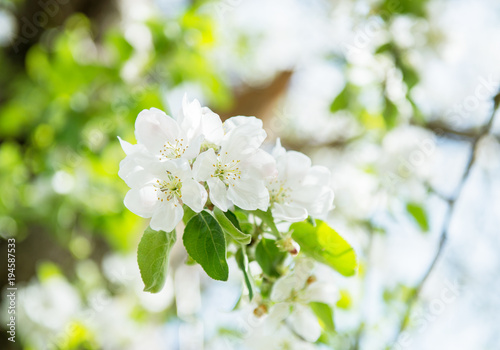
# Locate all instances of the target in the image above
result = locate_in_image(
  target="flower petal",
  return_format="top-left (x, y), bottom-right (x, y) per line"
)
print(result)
top-left (117, 136), bottom-right (136, 155)
top-left (124, 185), bottom-right (158, 218)
top-left (227, 177), bottom-right (269, 211)
top-left (293, 185), bottom-right (334, 219)
top-left (288, 304), bottom-right (322, 343)
top-left (182, 134), bottom-right (203, 160)
top-left (150, 201), bottom-right (184, 232)
top-left (303, 282), bottom-right (339, 305)
top-left (221, 117), bottom-right (266, 155)
top-left (271, 275), bottom-right (296, 302)
top-left (246, 149), bottom-right (277, 179)
top-left (181, 179), bottom-right (207, 213)
top-left (207, 177), bottom-right (230, 212)
top-left (118, 157), bottom-right (154, 188)
top-left (192, 148), bottom-right (217, 181)
top-left (201, 107), bottom-right (224, 144)
top-left (135, 108), bottom-right (180, 155)
top-left (271, 138), bottom-right (286, 159)
top-left (272, 203), bottom-right (308, 223)
top-left (268, 302), bottom-right (292, 324)
top-left (303, 165), bottom-right (332, 186)
top-left (282, 151), bottom-right (311, 186)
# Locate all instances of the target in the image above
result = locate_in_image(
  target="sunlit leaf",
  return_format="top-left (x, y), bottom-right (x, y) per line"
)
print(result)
top-left (137, 226), bottom-right (176, 293)
top-left (291, 220), bottom-right (357, 276)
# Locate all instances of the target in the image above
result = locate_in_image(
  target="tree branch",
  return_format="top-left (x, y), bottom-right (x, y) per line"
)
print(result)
top-left (391, 91), bottom-right (500, 347)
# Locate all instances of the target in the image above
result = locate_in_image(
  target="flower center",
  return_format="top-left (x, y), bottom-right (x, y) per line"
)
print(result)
top-left (210, 152), bottom-right (241, 187)
top-left (268, 180), bottom-right (291, 204)
top-left (154, 173), bottom-right (182, 205)
top-left (159, 138), bottom-right (189, 159)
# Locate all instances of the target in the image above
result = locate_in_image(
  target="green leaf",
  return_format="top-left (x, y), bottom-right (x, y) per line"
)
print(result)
top-left (330, 85), bottom-right (350, 112)
top-left (255, 238), bottom-right (286, 277)
top-left (182, 205), bottom-right (196, 225)
top-left (137, 226), bottom-right (177, 293)
top-left (214, 207), bottom-right (252, 245)
top-left (406, 202), bottom-right (429, 232)
top-left (235, 248), bottom-right (254, 300)
top-left (383, 97), bottom-right (398, 129)
top-left (183, 211), bottom-right (229, 281)
top-left (233, 210), bottom-right (254, 235)
top-left (250, 209), bottom-right (279, 237)
top-left (310, 302), bottom-right (335, 332)
top-left (291, 220), bottom-right (357, 276)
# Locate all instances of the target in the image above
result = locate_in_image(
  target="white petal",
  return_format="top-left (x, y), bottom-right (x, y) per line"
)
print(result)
top-left (223, 115), bottom-right (262, 133)
top-left (246, 149), bottom-right (277, 178)
top-left (283, 151), bottom-right (311, 185)
top-left (303, 282), bottom-right (339, 305)
top-left (150, 202), bottom-right (184, 232)
top-left (117, 136), bottom-right (135, 155)
top-left (201, 107), bottom-right (224, 144)
top-left (118, 156), bottom-right (155, 188)
top-left (135, 108), bottom-right (180, 155)
top-left (207, 177), bottom-right (230, 212)
top-left (124, 186), bottom-right (158, 218)
top-left (181, 179), bottom-right (207, 213)
top-left (288, 304), bottom-right (322, 343)
top-left (227, 177), bottom-right (269, 211)
top-left (292, 259), bottom-right (315, 287)
top-left (303, 165), bottom-right (332, 186)
top-left (221, 117), bottom-right (266, 155)
top-left (179, 96), bottom-right (202, 137)
top-left (162, 158), bottom-right (191, 179)
top-left (182, 134), bottom-right (202, 160)
top-left (271, 138), bottom-right (287, 159)
top-left (192, 148), bottom-right (217, 181)
top-left (272, 203), bottom-right (308, 223)
top-left (293, 185), bottom-right (334, 219)
top-left (271, 275), bottom-right (296, 302)
top-left (268, 302), bottom-right (292, 324)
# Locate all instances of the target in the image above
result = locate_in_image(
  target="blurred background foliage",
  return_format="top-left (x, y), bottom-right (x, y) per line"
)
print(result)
top-left (1, 0), bottom-right (500, 349)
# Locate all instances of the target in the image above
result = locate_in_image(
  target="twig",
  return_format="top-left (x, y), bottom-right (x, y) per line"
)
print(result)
top-left (391, 91), bottom-right (500, 346)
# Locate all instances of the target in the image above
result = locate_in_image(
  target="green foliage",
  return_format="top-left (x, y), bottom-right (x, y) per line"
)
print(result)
top-left (291, 220), bottom-right (357, 276)
top-left (183, 211), bottom-right (229, 281)
top-left (406, 202), bottom-right (429, 232)
top-left (251, 209), bottom-right (280, 236)
top-left (383, 96), bottom-right (399, 129)
top-left (330, 84), bottom-right (351, 112)
top-left (214, 207), bottom-right (251, 245)
top-left (310, 302), bottom-right (335, 332)
top-left (137, 226), bottom-right (177, 293)
top-left (255, 237), bottom-right (286, 277)
top-left (235, 248), bottom-right (254, 300)
top-left (379, 0), bottom-right (429, 18)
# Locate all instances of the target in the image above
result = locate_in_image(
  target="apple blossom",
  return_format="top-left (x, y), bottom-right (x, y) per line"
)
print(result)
top-left (267, 139), bottom-right (335, 222)
top-left (269, 259), bottom-right (339, 342)
top-left (192, 117), bottom-right (275, 212)
top-left (131, 97), bottom-right (224, 162)
top-left (123, 158), bottom-right (207, 232)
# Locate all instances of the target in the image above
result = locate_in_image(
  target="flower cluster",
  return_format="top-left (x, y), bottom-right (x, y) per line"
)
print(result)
top-left (118, 95), bottom-right (334, 232)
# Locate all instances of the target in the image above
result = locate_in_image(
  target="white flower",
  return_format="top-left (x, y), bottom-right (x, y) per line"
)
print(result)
top-left (132, 97), bottom-right (224, 161)
top-left (176, 95), bottom-right (224, 146)
top-left (267, 139), bottom-right (334, 222)
top-left (123, 157), bottom-right (207, 232)
top-left (192, 117), bottom-right (274, 212)
top-left (243, 322), bottom-right (316, 350)
top-left (269, 259), bottom-right (339, 343)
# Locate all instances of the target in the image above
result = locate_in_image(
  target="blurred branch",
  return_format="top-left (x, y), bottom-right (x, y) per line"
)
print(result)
top-left (218, 70), bottom-right (293, 124)
top-left (280, 133), bottom-right (365, 152)
top-left (391, 91), bottom-right (500, 347)
top-left (412, 119), bottom-right (480, 139)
